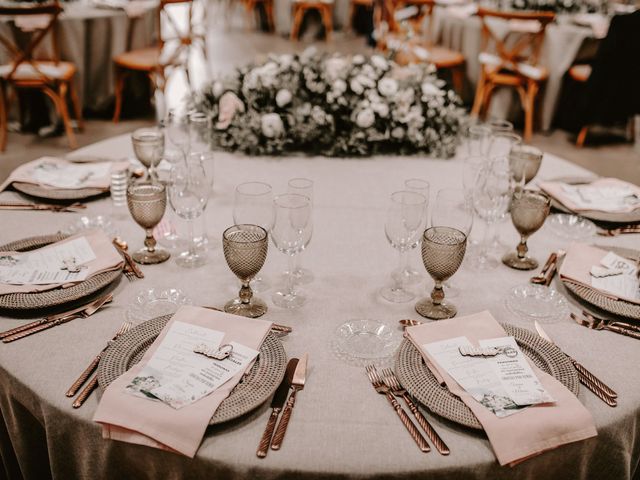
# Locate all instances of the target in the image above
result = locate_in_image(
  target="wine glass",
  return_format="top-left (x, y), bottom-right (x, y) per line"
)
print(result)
top-left (287, 178), bottom-right (314, 284)
top-left (127, 182), bottom-right (170, 264)
top-left (415, 226), bottom-right (467, 320)
top-left (222, 224), bottom-right (268, 318)
top-left (502, 190), bottom-right (551, 270)
top-left (233, 181), bottom-right (274, 292)
top-left (131, 127), bottom-right (164, 181)
top-left (155, 149), bottom-right (188, 251)
top-left (402, 178), bottom-right (430, 285)
top-left (192, 151), bottom-right (215, 252)
top-left (188, 111), bottom-right (209, 153)
top-left (167, 155), bottom-right (211, 268)
top-left (271, 193), bottom-right (312, 309)
top-left (164, 109), bottom-right (190, 155)
top-left (380, 191), bottom-right (427, 303)
top-left (465, 125), bottom-right (492, 157)
top-left (509, 144), bottom-right (544, 191)
top-left (469, 157), bottom-right (512, 270)
top-left (487, 119), bottom-right (513, 134)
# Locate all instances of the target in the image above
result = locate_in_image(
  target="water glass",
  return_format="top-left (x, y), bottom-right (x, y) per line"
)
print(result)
top-left (287, 178), bottom-right (314, 284)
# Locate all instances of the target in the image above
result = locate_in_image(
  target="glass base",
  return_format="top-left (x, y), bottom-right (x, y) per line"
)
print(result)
top-left (250, 275), bottom-right (271, 293)
top-left (394, 267), bottom-right (423, 286)
top-left (175, 250), bottom-right (208, 268)
top-left (415, 298), bottom-right (457, 320)
top-left (380, 285), bottom-right (415, 303)
top-left (292, 267), bottom-right (314, 285)
top-left (224, 297), bottom-right (268, 318)
top-left (502, 252), bottom-right (538, 270)
top-left (132, 247), bottom-right (170, 265)
top-left (272, 289), bottom-right (306, 309)
top-left (466, 252), bottom-right (499, 271)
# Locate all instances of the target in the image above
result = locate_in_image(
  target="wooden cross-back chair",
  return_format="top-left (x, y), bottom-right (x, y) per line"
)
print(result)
top-left (471, 7), bottom-right (555, 141)
top-left (113, 0), bottom-right (206, 123)
top-left (375, 0), bottom-right (465, 94)
top-left (0, 1), bottom-right (83, 151)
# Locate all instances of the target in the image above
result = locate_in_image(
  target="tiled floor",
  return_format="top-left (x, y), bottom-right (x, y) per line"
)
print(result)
top-left (1, 5), bottom-right (638, 183)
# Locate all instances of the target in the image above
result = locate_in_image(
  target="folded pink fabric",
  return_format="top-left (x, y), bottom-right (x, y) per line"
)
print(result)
top-left (94, 306), bottom-right (272, 457)
top-left (0, 229), bottom-right (124, 295)
top-left (559, 242), bottom-right (640, 305)
top-left (0, 157), bottom-right (128, 192)
top-left (405, 311), bottom-right (597, 466)
top-left (539, 178), bottom-right (640, 213)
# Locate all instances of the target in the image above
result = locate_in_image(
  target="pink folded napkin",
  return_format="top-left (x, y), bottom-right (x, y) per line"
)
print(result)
top-left (559, 242), bottom-right (640, 305)
top-left (539, 178), bottom-right (640, 214)
top-left (94, 306), bottom-right (272, 457)
top-left (0, 229), bottom-right (124, 295)
top-left (405, 311), bottom-right (597, 466)
top-left (0, 157), bottom-right (129, 192)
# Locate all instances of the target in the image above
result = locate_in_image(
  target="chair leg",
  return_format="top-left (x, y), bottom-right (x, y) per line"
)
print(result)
top-left (113, 66), bottom-right (126, 124)
top-left (450, 65), bottom-right (464, 96)
top-left (471, 69), bottom-right (486, 118)
top-left (347, 2), bottom-right (355, 33)
top-left (576, 126), bottom-right (588, 148)
top-left (69, 81), bottom-right (84, 132)
top-left (265, 0), bottom-right (275, 32)
top-left (321, 5), bottom-right (333, 40)
top-left (0, 83), bottom-right (7, 152)
top-left (290, 5), bottom-right (304, 40)
top-left (57, 83), bottom-right (78, 150)
top-left (523, 80), bottom-right (538, 142)
top-left (480, 83), bottom-right (496, 120)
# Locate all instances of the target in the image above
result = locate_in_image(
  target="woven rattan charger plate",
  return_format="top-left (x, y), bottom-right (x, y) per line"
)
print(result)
top-left (12, 182), bottom-right (107, 201)
top-left (560, 246), bottom-right (640, 320)
top-left (545, 176), bottom-right (640, 224)
top-left (0, 234), bottom-right (122, 311)
top-left (97, 314), bottom-right (287, 425)
top-left (395, 323), bottom-right (579, 430)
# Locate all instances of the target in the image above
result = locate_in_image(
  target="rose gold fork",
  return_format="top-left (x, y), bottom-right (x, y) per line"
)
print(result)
top-left (365, 365), bottom-right (430, 453)
top-left (381, 368), bottom-right (449, 455)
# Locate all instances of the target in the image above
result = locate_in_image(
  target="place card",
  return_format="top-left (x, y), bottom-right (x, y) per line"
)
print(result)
top-left (590, 251), bottom-right (640, 300)
top-left (424, 336), bottom-right (553, 418)
top-left (0, 237), bottom-right (96, 285)
top-left (31, 159), bottom-right (111, 189)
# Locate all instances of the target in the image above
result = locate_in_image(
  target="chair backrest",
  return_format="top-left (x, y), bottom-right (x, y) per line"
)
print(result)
top-left (0, 2), bottom-right (63, 82)
top-left (157, 0), bottom-right (206, 65)
top-left (476, 7), bottom-right (555, 67)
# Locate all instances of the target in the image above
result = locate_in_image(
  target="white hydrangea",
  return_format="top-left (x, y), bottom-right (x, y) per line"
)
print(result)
top-left (276, 89), bottom-right (292, 107)
top-left (352, 54), bottom-right (365, 65)
top-left (261, 113), bottom-right (284, 138)
top-left (355, 108), bottom-right (375, 129)
top-left (372, 102), bottom-right (389, 118)
top-left (333, 79), bottom-right (347, 95)
top-left (324, 57), bottom-right (349, 81)
top-left (350, 78), bottom-right (364, 95)
top-left (391, 127), bottom-right (405, 139)
top-left (378, 77), bottom-right (399, 98)
top-left (370, 55), bottom-right (388, 71)
top-left (421, 82), bottom-right (443, 97)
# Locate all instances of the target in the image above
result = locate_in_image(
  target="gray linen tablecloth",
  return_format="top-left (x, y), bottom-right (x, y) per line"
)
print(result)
top-left (0, 3), bottom-right (157, 111)
top-left (432, 8), bottom-right (597, 131)
top-left (0, 135), bottom-right (639, 479)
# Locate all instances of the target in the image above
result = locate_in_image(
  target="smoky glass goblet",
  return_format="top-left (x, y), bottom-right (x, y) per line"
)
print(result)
top-left (127, 182), bottom-right (171, 264)
top-left (222, 224), bottom-right (268, 318)
top-left (131, 128), bottom-right (165, 181)
top-left (502, 190), bottom-right (551, 270)
top-left (415, 227), bottom-right (467, 320)
top-left (508, 144), bottom-right (543, 191)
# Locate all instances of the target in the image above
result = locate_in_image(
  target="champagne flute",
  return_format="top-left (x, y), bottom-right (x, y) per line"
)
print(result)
top-left (131, 127), bottom-right (164, 181)
top-left (189, 111), bottom-right (210, 153)
top-left (167, 155), bottom-right (211, 268)
top-left (233, 181), bottom-right (274, 292)
top-left (380, 190), bottom-right (427, 303)
top-left (271, 193), bottom-right (312, 309)
top-left (192, 151), bottom-right (215, 252)
top-left (287, 177), bottom-right (314, 284)
top-left (164, 109), bottom-right (190, 155)
top-left (466, 125), bottom-right (492, 157)
top-left (155, 149), bottom-right (188, 251)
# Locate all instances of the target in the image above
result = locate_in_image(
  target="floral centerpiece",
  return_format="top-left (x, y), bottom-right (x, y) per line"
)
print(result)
top-left (188, 48), bottom-right (465, 157)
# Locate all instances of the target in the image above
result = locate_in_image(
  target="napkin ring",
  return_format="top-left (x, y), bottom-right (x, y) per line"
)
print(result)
top-left (60, 257), bottom-right (87, 273)
top-left (194, 343), bottom-right (233, 360)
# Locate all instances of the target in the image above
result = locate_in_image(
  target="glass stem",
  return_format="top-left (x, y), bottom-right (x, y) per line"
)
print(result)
top-left (517, 236), bottom-right (528, 259)
top-left (481, 220), bottom-right (494, 257)
top-left (187, 218), bottom-right (196, 258)
top-left (144, 229), bottom-right (156, 252)
top-left (286, 254), bottom-right (296, 296)
top-left (292, 250), bottom-right (301, 275)
top-left (394, 249), bottom-right (406, 290)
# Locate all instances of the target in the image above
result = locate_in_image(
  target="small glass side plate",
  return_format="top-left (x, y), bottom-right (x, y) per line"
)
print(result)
top-left (62, 215), bottom-right (117, 238)
top-left (546, 214), bottom-right (595, 240)
top-left (126, 288), bottom-right (193, 325)
top-left (330, 319), bottom-right (402, 366)
top-left (505, 284), bottom-right (569, 323)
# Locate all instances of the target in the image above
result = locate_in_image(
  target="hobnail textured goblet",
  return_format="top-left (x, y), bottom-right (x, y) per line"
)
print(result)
top-left (222, 224), bottom-right (268, 318)
top-left (415, 227), bottom-right (467, 320)
top-left (509, 144), bottom-right (543, 189)
top-left (131, 128), bottom-right (164, 181)
top-left (502, 190), bottom-right (550, 271)
top-left (127, 183), bottom-right (171, 264)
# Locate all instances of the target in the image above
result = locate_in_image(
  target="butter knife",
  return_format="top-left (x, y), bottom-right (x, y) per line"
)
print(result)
top-left (534, 321), bottom-right (617, 406)
top-left (271, 353), bottom-right (307, 450)
top-left (257, 358), bottom-right (298, 458)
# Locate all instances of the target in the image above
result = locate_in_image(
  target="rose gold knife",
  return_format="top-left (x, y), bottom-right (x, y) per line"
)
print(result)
top-left (534, 321), bottom-right (617, 406)
top-left (112, 239), bottom-right (144, 279)
top-left (271, 353), bottom-right (307, 450)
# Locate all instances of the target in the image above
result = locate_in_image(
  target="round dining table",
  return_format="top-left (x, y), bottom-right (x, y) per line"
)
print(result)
top-left (0, 135), bottom-right (639, 479)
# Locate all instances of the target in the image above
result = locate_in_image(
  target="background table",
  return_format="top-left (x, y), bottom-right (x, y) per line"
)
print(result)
top-left (0, 136), bottom-right (639, 479)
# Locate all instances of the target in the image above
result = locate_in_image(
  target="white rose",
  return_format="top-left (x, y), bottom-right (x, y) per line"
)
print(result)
top-left (212, 81), bottom-right (224, 98)
top-left (370, 54), bottom-right (388, 71)
top-left (216, 92), bottom-right (245, 130)
top-left (333, 79), bottom-right (347, 95)
top-left (355, 109), bottom-right (375, 129)
top-left (311, 106), bottom-right (326, 124)
top-left (357, 74), bottom-right (376, 89)
top-left (378, 77), bottom-right (399, 97)
top-left (275, 89), bottom-right (292, 108)
top-left (325, 57), bottom-right (348, 81)
top-left (421, 82), bottom-right (442, 97)
top-left (279, 54), bottom-right (294, 69)
top-left (391, 127), bottom-right (405, 139)
top-left (261, 113), bottom-right (284, 138)
top-left (372, 102), bottom-right (389, 118)
top-left (350, 78), bottom-right (364, 95)
top-left (353, 54), bottom-right (365, 65)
